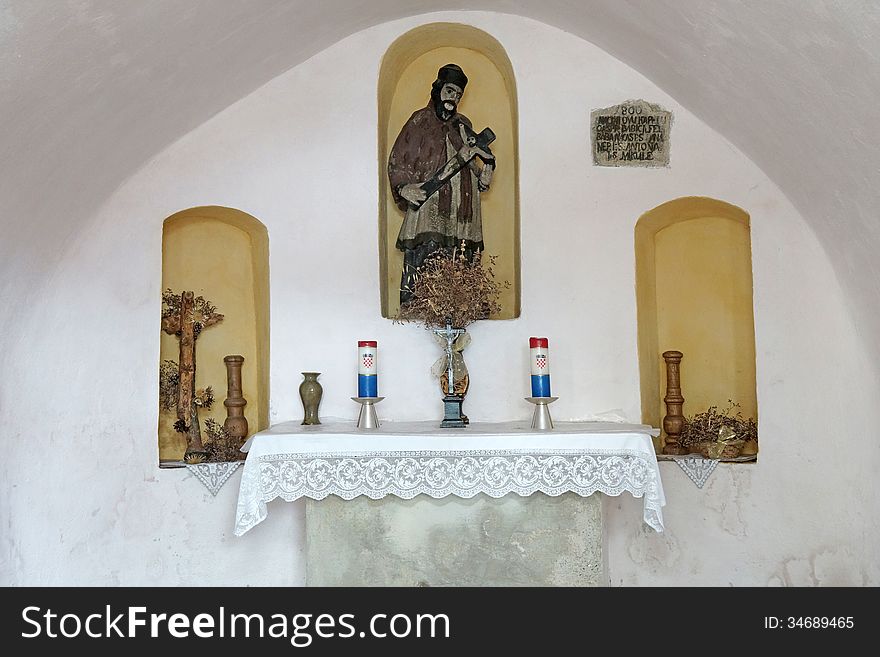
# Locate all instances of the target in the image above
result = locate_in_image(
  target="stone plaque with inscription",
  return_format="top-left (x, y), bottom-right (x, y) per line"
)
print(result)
top-left (591, 99), bottom-right (672, 167)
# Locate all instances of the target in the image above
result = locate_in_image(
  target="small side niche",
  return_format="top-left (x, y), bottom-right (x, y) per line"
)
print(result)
top-left (158, 206), bottom-right (269, 464)
top-left (635, 197), bottom-right (758, 458)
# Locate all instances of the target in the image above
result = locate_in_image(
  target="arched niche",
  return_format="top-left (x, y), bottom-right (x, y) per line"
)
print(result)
top-left (378, 23), bottom-right (521, 319)
top-left (635, 197), bottom-right (758, 452)
top-left (158, 206), bottom-right (269, 464)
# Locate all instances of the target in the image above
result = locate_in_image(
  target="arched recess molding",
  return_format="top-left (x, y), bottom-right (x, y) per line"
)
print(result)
top-left (635, 197), bottom-right (758, 453)
top-left (158, 207), bottom-right (269, 464)
top-left (378, 23), bottom-right (521, 319)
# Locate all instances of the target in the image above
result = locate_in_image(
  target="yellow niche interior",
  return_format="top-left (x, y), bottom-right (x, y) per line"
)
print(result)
top-left (635, 197), bottom-right (758, 453)
top-left (378, 23), bottom-right (521, 319)
top-left (159, 207), bottom-right (269, 463)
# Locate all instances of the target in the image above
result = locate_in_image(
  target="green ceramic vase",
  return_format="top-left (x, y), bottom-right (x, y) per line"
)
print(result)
top-left (299, 372), bottom-right (323, 425)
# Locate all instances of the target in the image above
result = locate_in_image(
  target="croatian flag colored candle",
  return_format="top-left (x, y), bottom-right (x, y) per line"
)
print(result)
top-left (358, 341), bottom-right (378, 397)
top-left (530, 337), bottom-right (551, 397)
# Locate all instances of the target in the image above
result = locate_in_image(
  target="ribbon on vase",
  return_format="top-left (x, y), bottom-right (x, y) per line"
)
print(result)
top-left (706, 425), bottom-right (744, 460)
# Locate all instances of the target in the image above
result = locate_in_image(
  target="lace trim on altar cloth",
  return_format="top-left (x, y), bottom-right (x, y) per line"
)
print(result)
top-left (186, 461), bottom-right (243, 496)
top-left (234, 449), bottom-right (664, 536)
top-left (672, 456), bottom-right (718, 488)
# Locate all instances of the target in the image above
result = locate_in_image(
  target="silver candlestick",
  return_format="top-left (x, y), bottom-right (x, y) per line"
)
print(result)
top-left (351, 397), bottom-right (385, 429)
top-left (525, 396), bottom-right (559, 430)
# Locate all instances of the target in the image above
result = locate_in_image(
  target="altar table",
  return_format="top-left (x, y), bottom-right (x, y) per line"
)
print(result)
top-left (234, 420), bottom-right (665, 537)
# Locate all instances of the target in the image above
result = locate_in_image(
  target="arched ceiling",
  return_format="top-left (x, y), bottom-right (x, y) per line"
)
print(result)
top-left (2, 1), bottom-right (878, 359)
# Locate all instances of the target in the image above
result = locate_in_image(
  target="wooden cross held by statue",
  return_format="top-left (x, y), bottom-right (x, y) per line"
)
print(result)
top-left (414, 123), bottom-right (495, 208)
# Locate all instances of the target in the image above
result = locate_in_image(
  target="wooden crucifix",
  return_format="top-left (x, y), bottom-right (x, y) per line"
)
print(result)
top-left (162, 290), bottom-right (224, 458)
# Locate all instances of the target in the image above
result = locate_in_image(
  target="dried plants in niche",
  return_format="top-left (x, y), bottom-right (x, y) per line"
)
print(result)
top-left (395, 243), bottom-right (509, 330)
top-left (680, 400), bottom-right (758, 458)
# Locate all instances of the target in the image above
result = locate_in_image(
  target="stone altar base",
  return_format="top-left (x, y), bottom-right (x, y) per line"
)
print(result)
top-left (305, 492), bottom-right (603, 586)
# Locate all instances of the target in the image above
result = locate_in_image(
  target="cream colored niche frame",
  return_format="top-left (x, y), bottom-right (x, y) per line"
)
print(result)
top-left (378, 23), bottom-right (521, 320)
top-left (159, 206), bottom-right (270, 465)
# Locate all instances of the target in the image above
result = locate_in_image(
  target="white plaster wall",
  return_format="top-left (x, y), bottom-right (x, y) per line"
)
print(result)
top-left (1, 12), bottom-right (877, 585)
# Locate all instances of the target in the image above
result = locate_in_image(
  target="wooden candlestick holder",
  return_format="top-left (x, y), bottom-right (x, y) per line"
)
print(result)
top-left (223, 355), bottom-right (248, 443)
top-left (662, 350), bottom-right (687, 455)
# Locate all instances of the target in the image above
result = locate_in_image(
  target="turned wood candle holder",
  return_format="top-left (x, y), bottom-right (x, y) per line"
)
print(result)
top-left (662, 350), bottom-right (687, 455)
top-left (223, 355), bottom-right (248, 442)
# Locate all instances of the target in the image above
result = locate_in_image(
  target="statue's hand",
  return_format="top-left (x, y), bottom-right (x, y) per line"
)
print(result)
top-left (399, 183), bottom-right (427, 206)
top-left (478, 164), bottom-right (493, 192)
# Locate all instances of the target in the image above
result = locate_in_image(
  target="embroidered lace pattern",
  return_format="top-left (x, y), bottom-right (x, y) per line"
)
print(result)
top-left (186, 461), bottom-right (243, 496)
top-left (234, 448), bottom-right (663, 535)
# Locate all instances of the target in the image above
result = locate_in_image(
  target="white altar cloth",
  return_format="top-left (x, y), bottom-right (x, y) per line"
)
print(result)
top-left (234, 420), bottom-right (665, 536)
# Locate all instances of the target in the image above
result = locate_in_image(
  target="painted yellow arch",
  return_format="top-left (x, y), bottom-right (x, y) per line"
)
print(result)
top-left (159, 206), bottom-right (269, 463)
top-left (635, 197), bottom-right (757, 450)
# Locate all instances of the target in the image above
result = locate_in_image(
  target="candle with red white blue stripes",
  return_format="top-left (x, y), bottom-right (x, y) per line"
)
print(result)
top-left (358, 341), bottom-right (378, 397)
top-left (529, 337), bottom-right (551, 397)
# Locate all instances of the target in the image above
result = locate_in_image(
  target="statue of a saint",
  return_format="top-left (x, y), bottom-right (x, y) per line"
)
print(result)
top-left (387, 63), bottom-right (496, 304)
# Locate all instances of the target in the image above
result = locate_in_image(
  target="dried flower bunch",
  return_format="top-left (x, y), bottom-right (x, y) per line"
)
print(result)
top-left (181, 420), bottom-right (244, 464)
top-left (161, 288), bottom-right (183, 319)
top-left (161, 289), bottom-right (223, 337)
top-left (395, 243), bottom-right (508, 329)
top-left (158, 359), bottom-right (180, 412)
top-left (679, 400), bottom-right (758, 451)
top-left (203, 418), bottom-right (245, 462)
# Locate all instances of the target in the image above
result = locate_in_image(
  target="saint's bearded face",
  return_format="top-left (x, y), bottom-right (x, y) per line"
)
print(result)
top-left (435, 82), bottom-right (463, 121)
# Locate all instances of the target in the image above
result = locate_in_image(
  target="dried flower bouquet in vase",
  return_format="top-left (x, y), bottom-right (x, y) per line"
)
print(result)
top-left (395, 242), bottom-right (509, 421)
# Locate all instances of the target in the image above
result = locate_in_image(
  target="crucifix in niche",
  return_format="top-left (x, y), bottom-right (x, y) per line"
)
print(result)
top-left (160, 289), bottom-right (224, 460)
